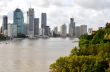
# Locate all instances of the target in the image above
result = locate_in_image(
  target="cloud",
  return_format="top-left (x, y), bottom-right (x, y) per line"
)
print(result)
top-left (0, 0), bottom-right (109, 31)
top-left (30, 0), bottom-right (74, 8)
top-left (74, 0), bottom-right (110, 10)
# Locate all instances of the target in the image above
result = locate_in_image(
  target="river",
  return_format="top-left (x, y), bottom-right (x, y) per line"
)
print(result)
top-left (0, 38), bottom-right (77, 72)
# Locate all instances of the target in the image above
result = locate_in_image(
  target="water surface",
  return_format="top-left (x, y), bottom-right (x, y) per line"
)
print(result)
top-left (0, 38), bottom-right (75, 72)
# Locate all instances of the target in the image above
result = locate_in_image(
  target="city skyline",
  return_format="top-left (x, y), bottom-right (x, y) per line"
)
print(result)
top-left (0, 0), bottom-right (110, 30)
top-left (1, 7), bottom-right (87, 38)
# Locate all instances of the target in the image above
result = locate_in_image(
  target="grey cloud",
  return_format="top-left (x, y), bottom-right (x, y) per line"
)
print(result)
top-left (30, 0), bottom-right (50, 8)
top-left (74, 0), bottom-right (110, 10)
top-left (51, 0), bottom-right (74, 7)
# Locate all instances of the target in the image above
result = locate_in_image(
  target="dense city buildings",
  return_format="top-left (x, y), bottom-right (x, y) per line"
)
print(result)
top-left (27, 8), bottom-right (35, 37)
top-left (0, 7), bottom-right (89, 39)
top-left (69, 18), bottom-right (75, 38)
top-left (34, 18), bottom-right (39, 36)
top-left (60, 24), bottom-right (67, 37)
top-left (2, 15), bottom-right (8, 36)
top-left (14, 8), bottom-right (24, 36)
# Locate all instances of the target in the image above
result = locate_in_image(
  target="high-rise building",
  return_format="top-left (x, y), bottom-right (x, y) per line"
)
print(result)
top-left (75, 26), bottom-right (81, 38)
top-left (2, 15), bottom-right (8, 35)
top-left (14, 8), bottom-right (24, 36)
top-left (69, 18), bottom-right (75, 38)
top-left (27, 8), bottom-right (34, 37)
top-left (41, 13), bottom-right (47, 29)
top-left (34, 18), bottom-right (39, 36)
top-left (61, 24), bottom-right (67, 37)
top-left (80, 25), bottom-right (87, 35)
top-left (41, 13), bottom-right (47, 36)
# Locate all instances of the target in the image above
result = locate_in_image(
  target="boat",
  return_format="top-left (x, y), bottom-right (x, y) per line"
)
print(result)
top-left (73, 38), bottom-right (79, 42)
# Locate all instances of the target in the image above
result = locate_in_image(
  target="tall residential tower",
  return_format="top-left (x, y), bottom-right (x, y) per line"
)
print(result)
top-left (41, 13), bottom-right (47, 36)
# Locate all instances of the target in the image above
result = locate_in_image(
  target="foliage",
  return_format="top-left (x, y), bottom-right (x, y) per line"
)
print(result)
top-left (0, 34), bottom-right (7, 41)
top-left (50, 56), bottom-right (109, 72)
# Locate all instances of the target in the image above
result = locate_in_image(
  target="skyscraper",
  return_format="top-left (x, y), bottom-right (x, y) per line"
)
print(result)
top-left (34, 18), bottom-right (39, 36)
top-left (69, 18), bottom-right (75, 38)
top-left (41, 13), bottom-right (47, 36)
top-left (27, 8), bottom-right (34, 37)
top-left (14, 8), bottom-right (24, 36)
top-left (2, 15), bottom-right (8, 35)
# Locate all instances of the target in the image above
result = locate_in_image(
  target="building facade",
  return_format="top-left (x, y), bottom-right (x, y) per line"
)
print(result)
top-left (14, 8), bottom-right (24, 36)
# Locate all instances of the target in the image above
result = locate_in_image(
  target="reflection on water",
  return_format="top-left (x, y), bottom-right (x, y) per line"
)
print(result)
top-left (0, 38), bottom-right (75, 72)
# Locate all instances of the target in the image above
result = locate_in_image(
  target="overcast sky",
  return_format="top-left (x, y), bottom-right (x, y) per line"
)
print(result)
top-left (0, 0), bottom-right (110, 30)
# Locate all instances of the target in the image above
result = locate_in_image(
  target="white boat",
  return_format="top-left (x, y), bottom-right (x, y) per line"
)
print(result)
top-left (39, 35), bottom-right (49, 38)
top-left (73, 38), bottom-right (79, 42)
